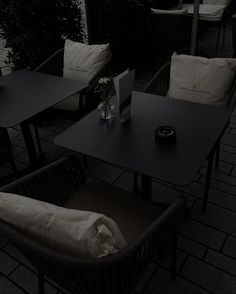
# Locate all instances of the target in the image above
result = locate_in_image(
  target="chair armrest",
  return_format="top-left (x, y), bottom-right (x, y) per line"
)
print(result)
top-left (34, 48), bottom-right (64, 77)
top-left (144, 62), bottom-right (171, 96)
top-left (0, 156), bottom-right (86, 206)
top-left (105, 196), bottom-right (186, 291)
top-left (228, 76), bottom-right (236, 110)
top-left (135, 197), bottom-right (186, 250)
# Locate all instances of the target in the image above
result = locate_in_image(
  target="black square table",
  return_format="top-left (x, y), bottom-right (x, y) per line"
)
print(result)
top-left (54, 91), bottom-right (231, 211)
top-left (0, 69), bottom-right (88, 167)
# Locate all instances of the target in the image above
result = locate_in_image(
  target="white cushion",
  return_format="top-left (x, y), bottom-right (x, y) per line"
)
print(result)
top-left (203, 0), bottom-right (231, 5)
top-left (200, 1), bottom-right (231, 21)
top-left (199, 4), bottom-right (226, 21)
top-left (182, 3), bottom-right (226, 21)
top-left (54, 40), bottom-right (111, 112)
top-left (0, 192), bottom-right (127, 258)
top-left (151, 8), bottom-right (188, 15)
top-left (168, 53), bottom-right (236, 107)
top-left (63, 40), bottom-right (111, 84)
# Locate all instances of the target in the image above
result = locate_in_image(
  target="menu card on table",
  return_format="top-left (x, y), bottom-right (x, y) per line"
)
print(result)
top-left (113, 69), bottom-right (135, 123)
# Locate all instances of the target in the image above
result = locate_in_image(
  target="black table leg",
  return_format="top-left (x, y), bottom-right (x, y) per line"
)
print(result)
top-left (202, 150), bottom-right (214, 213)
top-left (141, 175), bottom-right (152, 201)
top-left (20, 121), bottom-right (39, 167)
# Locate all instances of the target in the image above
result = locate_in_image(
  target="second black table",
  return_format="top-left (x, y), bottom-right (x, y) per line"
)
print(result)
top-left (55, 91), bottom-right (231, 210)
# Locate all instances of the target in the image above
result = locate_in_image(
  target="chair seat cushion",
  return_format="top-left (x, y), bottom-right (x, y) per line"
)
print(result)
top-left (151, 8), bottom-right (188, 15)
top-left (64, 178), bottom-right (164, 245)
top-left (168, 53), bottom-right (236, 107)
top-left (203, 0), bottom-right (231, 5)
top-left (0, 192), bottom-right (127, 258)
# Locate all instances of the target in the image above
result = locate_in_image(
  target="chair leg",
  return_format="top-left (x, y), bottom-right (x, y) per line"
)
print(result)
top-left (171, 229), bottom-right (177, 281)
top-left (38, 272), bottom-right (44, 294)
top-left (83, 155), bottom-right (88, 169)
top-left (33, 123), bottom-right (42, 153)
top-left (2, 128), bottom-right (18, 173)
top-left (133, 172), bottom-right (138, 193)
top-left (222, 21), bottom-right (226, 48)
top-left (216, 24), bottom-right (221, 53)
top-left (215, 143), bottom-right (220, 170)
top-left (9, 155), bottom-right (18, 173)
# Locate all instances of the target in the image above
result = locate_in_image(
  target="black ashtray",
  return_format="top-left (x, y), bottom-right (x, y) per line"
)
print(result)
top-left (155, 126), bottom-right (176, 143)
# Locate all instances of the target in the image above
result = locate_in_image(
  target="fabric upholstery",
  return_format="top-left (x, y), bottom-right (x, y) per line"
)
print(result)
top-left (0, 192), bottom-right (127, 258)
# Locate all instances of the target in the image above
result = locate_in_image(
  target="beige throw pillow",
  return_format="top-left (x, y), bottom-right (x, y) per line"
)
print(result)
top-left (63, 40), bottom-right (111, 84)
top-left (168, 54), bottom-right (236, 107)
top-left (0, 192), bottom-right (127, 258)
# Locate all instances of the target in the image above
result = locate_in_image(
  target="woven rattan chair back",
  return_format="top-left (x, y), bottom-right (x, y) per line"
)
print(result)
top-left (144, 62), bottom-right (236, 110)
top-left (34, 46), bottom-right (112, 117)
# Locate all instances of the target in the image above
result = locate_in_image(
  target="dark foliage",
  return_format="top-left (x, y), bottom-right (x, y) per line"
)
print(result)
top-left (0, 0), bottom-right (84, 70)
top-left (104, 0), bottom-right (152, 70)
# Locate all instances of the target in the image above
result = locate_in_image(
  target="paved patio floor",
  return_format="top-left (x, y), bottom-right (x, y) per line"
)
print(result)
top-left (0, 20), bottom-right (236, 294)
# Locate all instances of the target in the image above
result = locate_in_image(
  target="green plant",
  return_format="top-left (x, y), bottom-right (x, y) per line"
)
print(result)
top-left (0, 0), bottom-right (84, 70)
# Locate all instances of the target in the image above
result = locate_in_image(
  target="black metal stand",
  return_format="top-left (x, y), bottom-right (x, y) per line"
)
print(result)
top-left (141, 174), bottom-right (152, 201)
top-left (38, 272), bottom-right (45, 294)
top-left (20, 121), bottom-right (39, 167)
top-left (171, 229), bottom-right (177, 281)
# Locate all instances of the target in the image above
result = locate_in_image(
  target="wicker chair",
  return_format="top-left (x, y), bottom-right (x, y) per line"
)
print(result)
top-left (144, 62), bottom-right (236, 109)
top-left (34, 47), bottom-right (111, 119)
top-left (134, 61), bottom-right (236, 206)
top-left (0, 156), bottom-right (185, 294)
top-left (199, 0), bottom-right (235, 52)
top-left (142, 61), bottom-right (236, 173)
top-left (30, 46), bottom-right (111, 154)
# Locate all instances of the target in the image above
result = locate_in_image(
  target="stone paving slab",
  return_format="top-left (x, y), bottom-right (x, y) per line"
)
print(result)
top-left (181, 256), bottom-right (236, 294)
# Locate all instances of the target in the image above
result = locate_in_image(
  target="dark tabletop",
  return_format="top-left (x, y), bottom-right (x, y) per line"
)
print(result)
top-left (54, 91), bottom-right (231, 186)
top-left (0, 70), bottom-right (88, 127)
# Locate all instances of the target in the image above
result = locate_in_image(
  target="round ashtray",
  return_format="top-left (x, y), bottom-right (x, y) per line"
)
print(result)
top-left (155, 126), bottom-right (176, 143)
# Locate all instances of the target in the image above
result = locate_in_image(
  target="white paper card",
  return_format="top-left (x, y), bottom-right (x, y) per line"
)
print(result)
top-left (113, 69), bottom-right (135, 123)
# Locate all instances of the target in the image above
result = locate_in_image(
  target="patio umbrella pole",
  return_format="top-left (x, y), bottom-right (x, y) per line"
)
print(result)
top-left (190, 0), bottom-right (201, 56)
